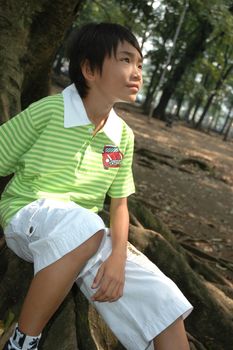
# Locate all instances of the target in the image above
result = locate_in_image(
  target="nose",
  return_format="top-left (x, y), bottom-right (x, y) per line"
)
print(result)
top-left (132, 66), bottom-right (142, 81)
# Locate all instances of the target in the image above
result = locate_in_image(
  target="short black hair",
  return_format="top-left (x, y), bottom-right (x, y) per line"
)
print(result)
top-left (66, 22), bottom-right (142, 98)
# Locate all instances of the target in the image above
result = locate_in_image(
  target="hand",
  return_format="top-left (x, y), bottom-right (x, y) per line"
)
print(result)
top-left (91, 253), bottom-right (126, 303)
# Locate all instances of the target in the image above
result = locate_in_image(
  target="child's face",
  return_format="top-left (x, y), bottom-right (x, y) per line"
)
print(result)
top-left (93, 41), bottom-right (143, 104)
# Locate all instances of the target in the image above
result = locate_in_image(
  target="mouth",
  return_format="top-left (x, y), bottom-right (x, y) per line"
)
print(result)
top-left (127, 84), bottom-right (139, 92)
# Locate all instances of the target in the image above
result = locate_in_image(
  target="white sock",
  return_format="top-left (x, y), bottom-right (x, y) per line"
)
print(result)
top-left (6, 324), bottom-right (41, 350)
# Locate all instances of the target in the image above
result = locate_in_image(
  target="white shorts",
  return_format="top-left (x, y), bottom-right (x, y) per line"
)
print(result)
top-left (4, 199), bottom-right (193, 350)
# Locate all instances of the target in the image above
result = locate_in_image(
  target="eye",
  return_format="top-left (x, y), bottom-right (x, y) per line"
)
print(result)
top-left (138, 64), bottom-right (143, 70)
top-left (121, 57), bottom-right (130, 63)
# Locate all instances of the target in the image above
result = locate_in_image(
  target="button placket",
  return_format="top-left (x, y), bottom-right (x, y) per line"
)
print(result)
top-left (75, 140), bottom-right (91, 173)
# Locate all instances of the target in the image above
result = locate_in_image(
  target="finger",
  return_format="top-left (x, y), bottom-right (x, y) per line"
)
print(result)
top-left (91, 265), bottom-right (105, 289)
top-left (96, 280), bottom-right (122, 302)
top-left (108, 278), bottom-right (124, 300)
top-left (92, 282), bottom-right (114, 301)
top-left (109, 284), bottom-right (124, 302)
top-left (92, 279), bottom-right (117, 302)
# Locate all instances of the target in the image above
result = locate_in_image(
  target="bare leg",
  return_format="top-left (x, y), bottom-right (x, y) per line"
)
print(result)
top-left (153, 317), bottom-right (190, 350)
top-left (18, 230), bottom-right (104, 336)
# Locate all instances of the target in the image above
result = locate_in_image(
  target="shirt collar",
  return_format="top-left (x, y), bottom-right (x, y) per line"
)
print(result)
top-left (62, 84), bottom-right (122, 146)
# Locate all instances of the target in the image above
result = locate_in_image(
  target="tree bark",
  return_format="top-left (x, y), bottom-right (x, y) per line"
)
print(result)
top-left (0, 0), bottom-right (84, 199)
top-left (0, 0), bottom-right (84, 123)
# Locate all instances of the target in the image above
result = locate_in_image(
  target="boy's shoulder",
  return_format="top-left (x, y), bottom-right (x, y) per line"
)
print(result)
top-left (29, 93), bottom-right (63, 112)
top-left (28, 93), bottom-right (64, 133)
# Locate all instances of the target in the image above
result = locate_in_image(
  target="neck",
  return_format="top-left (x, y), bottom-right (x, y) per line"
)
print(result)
top-left (82, 90), bottom-right (113, 128)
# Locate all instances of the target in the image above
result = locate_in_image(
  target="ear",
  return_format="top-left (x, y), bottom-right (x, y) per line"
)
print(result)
top-left (81, 59), bottom-right (96, 82)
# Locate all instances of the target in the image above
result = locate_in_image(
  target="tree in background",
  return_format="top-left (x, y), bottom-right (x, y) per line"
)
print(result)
top-left (146, 1), bottom-right (230, 119)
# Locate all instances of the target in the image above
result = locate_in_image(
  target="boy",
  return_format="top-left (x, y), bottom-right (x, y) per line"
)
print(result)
top-left (0, 23), bottom-right (193, 350)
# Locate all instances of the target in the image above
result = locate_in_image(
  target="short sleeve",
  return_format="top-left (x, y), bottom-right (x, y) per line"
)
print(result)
top-left (107, 130), bottom-right (135, 198)
top-left (0, 95), bottom-right (58, 177)
top-left (0, 108), bottom-right (38, 176)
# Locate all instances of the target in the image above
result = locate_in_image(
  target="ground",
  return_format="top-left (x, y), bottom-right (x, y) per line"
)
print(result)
top-left (115, 103), bottom-right (233, 282)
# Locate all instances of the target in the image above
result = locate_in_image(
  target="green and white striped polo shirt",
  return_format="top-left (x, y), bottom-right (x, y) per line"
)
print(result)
top-left (0, 84), bottom-right (135, 228)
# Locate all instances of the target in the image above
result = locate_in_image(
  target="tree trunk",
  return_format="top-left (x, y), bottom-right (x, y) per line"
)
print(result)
top-left (143, 65), bottom-right (160, 113)
top-left (195, 92), bottom-right (216, 129)
top-left (0, 0), bottom-right (84, 122)
top-left (175, 93), bottom-right (184, 119)
top-left (207, 105), bottom-right (220, 133)
top-left (223, 118), bottom-right (233, 141)
top-left (153, 22), bottom-right (213, 120)
top-left (190, 97), bottom-right (202, 124)
top-left (212, 112), bottom-right (221, 131)
top-left (0, 0), bottom-right (84, 197)
top-left (196, 64), bottom-right (233, 129)
top-left (220, 105), bottom-right (233, 134)
top-left (184, 101), bottom-right (195, 123)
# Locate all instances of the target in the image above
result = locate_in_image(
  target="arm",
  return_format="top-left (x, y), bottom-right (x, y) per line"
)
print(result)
top-left (0, 108), bottom-right (38, 177)
top-left (91, 197), bottom-right (129, 302)
top-left (110, 196), bottom-right (129, 259)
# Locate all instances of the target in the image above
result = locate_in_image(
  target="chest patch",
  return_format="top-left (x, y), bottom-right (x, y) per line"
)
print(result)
top-left (102, 145), bottom-right (123, 169)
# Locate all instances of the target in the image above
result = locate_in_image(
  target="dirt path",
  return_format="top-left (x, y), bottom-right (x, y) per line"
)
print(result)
top-left (116, 104), bottom-right (233, 280)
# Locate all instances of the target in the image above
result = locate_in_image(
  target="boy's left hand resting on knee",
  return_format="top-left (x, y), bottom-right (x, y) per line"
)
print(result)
top-left (91, 197), bottom-right (129, 303)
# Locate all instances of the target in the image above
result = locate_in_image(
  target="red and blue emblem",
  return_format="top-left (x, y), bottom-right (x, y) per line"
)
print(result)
top-left (102, 145), bottom-right (123, 169)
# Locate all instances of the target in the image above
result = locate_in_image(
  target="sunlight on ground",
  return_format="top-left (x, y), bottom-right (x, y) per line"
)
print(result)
top-left (118, 109), bottom-right (233, 186)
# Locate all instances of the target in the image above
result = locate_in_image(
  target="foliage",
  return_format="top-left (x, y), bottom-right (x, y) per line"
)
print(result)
top-left (140, 0), bottom-right (233, 132)
top-left (74, 0), bottom-right (155, 38)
